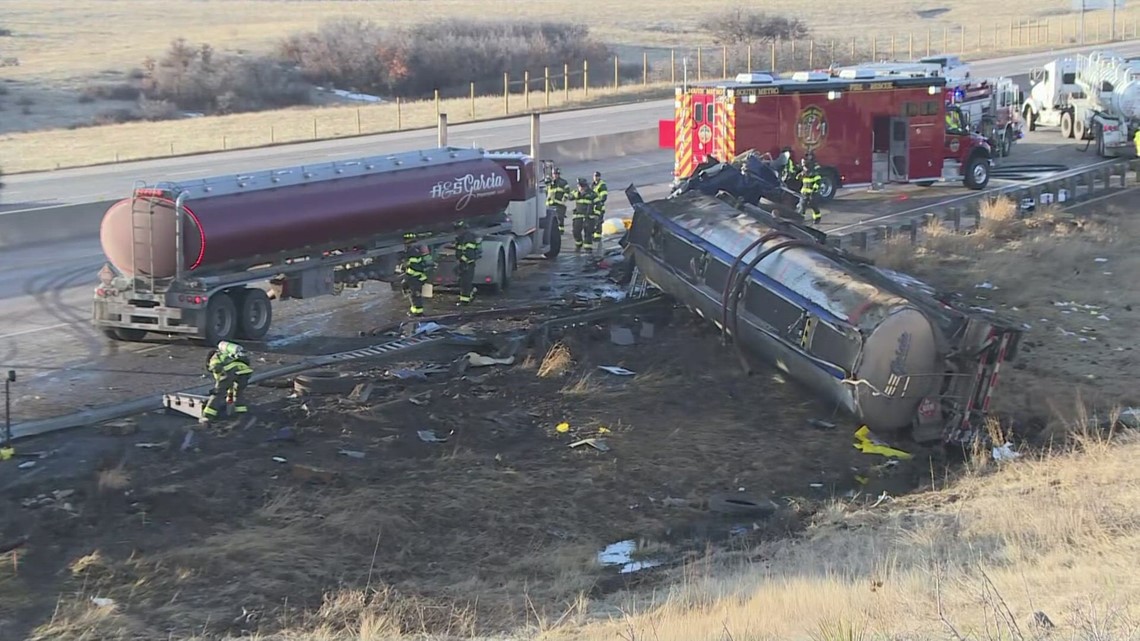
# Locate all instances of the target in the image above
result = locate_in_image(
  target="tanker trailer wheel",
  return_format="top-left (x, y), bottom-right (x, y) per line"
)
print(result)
top-left (816, 168), bottom-right (840, 202)
top-left (102, 328), bottom-right (147, 342)
top-left (484, 250), bottom-right (508, 295)
top-left (236, 288), bottom-right (273, 341)
top-left (1060, 111), bottom-right (1074, 139)
top-left (204, 292), bottom-right (238, 344)
top-left (543, 212), bottom-right (562, 258)
top-left (1073, 117), bottom-right (1087, 141)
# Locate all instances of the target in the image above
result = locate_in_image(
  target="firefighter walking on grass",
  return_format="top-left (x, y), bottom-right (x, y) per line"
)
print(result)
top-left (200, 340), bottom-right (254, 426)
top-left (590, 171), bottom-right (608, 245)
top-left (545, 167), bottom-right (570, 234)
top-left (403, 243), bottom-right (435, 317)
top-left (453, 220), bottom-right (480, 306)
top-left (571, 178), bottom-right (599, 252)
top-left (798, 157), bottom-right (823, 225)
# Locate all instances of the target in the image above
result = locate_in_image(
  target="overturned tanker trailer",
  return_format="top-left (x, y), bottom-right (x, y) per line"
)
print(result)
top-left (622, 186), bottom-right (1024, 445)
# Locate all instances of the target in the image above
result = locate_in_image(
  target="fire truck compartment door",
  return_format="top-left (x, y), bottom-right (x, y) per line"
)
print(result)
top-left (889, 117), bottom-right (909, 181)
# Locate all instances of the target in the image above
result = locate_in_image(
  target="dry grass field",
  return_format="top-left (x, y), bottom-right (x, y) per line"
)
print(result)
top-left (1, 0), bottom-right (1140, 173)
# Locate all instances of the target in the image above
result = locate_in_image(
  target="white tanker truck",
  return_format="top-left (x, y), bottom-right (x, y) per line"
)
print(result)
top-left (1022, 50), bottom-right (1140, 157)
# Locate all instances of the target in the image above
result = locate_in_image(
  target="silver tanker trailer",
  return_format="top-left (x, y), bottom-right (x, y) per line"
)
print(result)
top-left (623, 170), bottom-right (1024, 445)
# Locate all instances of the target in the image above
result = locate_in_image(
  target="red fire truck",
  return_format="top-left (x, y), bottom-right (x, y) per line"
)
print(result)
top-left (663, 70), bottom-right (993, 201)
top-left (834, 62), bottom-right (1023, 157)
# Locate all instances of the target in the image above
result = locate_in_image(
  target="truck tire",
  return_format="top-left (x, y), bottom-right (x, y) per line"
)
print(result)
top-left (963, 153), bottom-right (990, 190)
top-left (508, 242), bottom-right (518, 275)
top-left (485, 250), bottom-right (508, 294)
top-left (1074, 118), bottom-right (1086, 141)
top-left (1023, 105), bottom-right (1037, 132)
top-left (204, 292), bottom-right (238, 344)
top-left (1060, 111), bottom-right (1074, 139)
top-left (816, 168), bottom-right (840, 202)
top-left (102, 327), bottom-right (147, 342)
top-left (544, 212), bottom-right (562, 258)
top-left (1002, 126), bottom-right (1014, 156)
top-left (293, 371), bottom-right (358, 395)
top-left (236, 288), bottom-right (273, 341)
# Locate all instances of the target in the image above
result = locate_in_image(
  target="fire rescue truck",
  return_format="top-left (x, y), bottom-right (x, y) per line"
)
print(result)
top-left (1022, 50), bottom-right (1140, 158)
top-left (664, 70), bottom-right (993, 201)
top-left (834, 62), bottom-right (1023, 157)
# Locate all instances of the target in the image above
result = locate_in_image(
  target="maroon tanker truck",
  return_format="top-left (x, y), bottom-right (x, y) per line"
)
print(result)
top-left (92, 146), bottom-right (562, 343)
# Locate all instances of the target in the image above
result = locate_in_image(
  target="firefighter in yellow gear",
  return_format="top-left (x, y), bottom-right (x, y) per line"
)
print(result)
top-left (590, 171), bottom-right (608, 244)
top-left (453, 220), bottom-right (480, 306)
top-left (780, 146), bottom-right (798, 183)
top-left (1133, 129), bottom-right (1140, 157)
top-left (570, 178), bottom-right (599, 251)
top-left (545, 167), bottom-right (570, 234)
top-left (403, 244), bottom-right (435, 316)
top-left (200, 340), bottom-right (254, 426)
top-left (798, 158), bottom-right (823, 224)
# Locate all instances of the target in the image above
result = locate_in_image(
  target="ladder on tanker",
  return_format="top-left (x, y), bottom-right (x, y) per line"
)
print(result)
top-left (129, 181), bottom-right (158, 293)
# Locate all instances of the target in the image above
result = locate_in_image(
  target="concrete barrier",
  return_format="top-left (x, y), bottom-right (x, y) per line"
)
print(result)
top-left (0, 200), bottom-right (116, 250)
top-left (0, 127), bottom-right (664, 250)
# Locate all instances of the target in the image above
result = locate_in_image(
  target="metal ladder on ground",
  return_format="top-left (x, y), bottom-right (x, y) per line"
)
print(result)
top-left (130, 181), bottom-right (157, 293)
top-left (317, 331), bottom-right (446, 365)
top-left (626, 266), bottom-right (650, 299)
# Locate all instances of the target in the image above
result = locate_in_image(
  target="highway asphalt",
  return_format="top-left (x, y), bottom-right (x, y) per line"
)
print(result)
top-left (5, 39), bottom-right (1140, 210)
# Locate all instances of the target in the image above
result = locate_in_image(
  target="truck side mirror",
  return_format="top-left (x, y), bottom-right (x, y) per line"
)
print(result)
top-left (5, 370), bottom-right (14, 383)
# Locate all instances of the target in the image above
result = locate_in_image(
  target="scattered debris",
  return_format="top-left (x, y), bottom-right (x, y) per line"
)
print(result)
top-left (266, 427), bottom-right (297, 443)
top-left (609, 326), bottom-right (636, 346)
top-left (413, 322), bottom-right (444, 336)
top-left (555, 422), bottom-right (571, 433)
top-left (294, 371), bottom-right (359, 395)
top-left (290, 463), bottom-right (341, 485)
top-left (808, 418), bottom-right (837, 430)
top-left (272, 456), bottom-right (288, 464)
top-left (337, 449), bottom-right (366, 459)
top-left (180, 431), bottom-right (196, 452)
top-left (975, 281), bottom-right (997, 290)
top-left (597, 540), bottom-right (662, 574)
top-left (90, 597), bottom-right (116, 608)
top-left (417, 430), bottom-right (453, 443)
top-left (408, 393), bottom-right (431, 406)
top-left (707, 493), bottom-right (778, 516)
top-left (852, 425), bottom-right (913, 460)
top-left (597, 365), bottom-right (636, 376)
top-left (348, 382), bottom-right (375, 402)
top-left (463, 352), bottom-right (515, 368)
top-left (1094, 257), bottom-right (1109, 263)
top-left (100, 419), bottom-right (138, 436)
top-left (991, 442), bottom-right (1021, 462)
top-left (390, 365), bottom-right (448, 380)
top-left (870, 491), bottom-right (893, 508)
top-left (569, 438), bottom-right (611, 452)
top-left (638, 322), bottom-right (655, 339)
top-left (17, 461), bottom-right (35, 470)
top-left (133, 442), bottom-right (165, 450)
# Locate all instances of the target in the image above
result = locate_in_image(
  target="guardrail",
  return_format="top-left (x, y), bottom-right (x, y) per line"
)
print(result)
top-left (828, 159), bottom-right (1139, 253)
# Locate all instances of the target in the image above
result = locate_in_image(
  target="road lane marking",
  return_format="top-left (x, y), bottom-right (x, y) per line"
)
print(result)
top-left (0, 323), bottom-right (71, 340)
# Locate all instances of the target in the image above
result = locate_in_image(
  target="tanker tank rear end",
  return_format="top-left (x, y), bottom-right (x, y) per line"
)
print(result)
top-left (623, 185), bottom-right (1023, 445)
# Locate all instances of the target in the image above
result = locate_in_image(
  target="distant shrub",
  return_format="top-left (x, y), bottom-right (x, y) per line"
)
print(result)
top-left (0, 27), bottom-right (12, 37)
top-left (81, 82), bottom-right (141, 102)
top-left (91, 108), bottom-right (139, 126)
top-left (140, 38), bottom-right (312, 114)
top-left (138, 97), bottom-right (178, 121)
top-left (279, 18), bottom-right (632, 99)
top-left (699, 9), bottom-right (809, 44)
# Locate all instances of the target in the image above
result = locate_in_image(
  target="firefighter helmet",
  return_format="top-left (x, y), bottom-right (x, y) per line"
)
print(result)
top-left (577, 177), bottom-right (589, 187)
top-left (454, 220), bottom-right (467, 229)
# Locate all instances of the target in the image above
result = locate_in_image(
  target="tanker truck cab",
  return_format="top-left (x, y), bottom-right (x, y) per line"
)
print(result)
top-left (669, 69), bottom-right (992, 200)
top-left (92, 147), bottom-right (560, 344)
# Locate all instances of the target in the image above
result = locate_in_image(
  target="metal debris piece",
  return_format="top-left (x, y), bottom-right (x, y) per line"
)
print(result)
top-left (349, 382), bottom-right (374, 401)
top-left (417, 430), bottom-right (453, 443)
top-left (598, 365), bottom-right (636, 376)
top-left (464, 352), bottom-right (515, 367)
top-left (134, 442), bottom-right (165, 449)
top-left (338, 449), bottom-right (366, 459)
top-left (609, 326), bottom-right (636, 346)
top-left (569, 437), bottom-right (611, 452)
top-left (408, 393), bottom-right (431, 406)
top-left (639, 322), bottom-right (655, 339)
top-left (272, 456), bottom-right (288, 464)
top-left (17, 461), bottom-right (35, 470)
top-left (807, 418), bottom-right (837, 430)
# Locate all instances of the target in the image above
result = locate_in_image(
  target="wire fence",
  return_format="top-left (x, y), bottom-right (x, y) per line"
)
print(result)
top-left (5, 13), bottom-right (1140, 173)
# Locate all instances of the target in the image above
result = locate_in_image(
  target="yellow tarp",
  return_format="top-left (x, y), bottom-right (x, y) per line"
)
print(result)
top-left (852, 425), bottom-right (913, 460)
